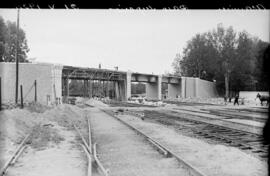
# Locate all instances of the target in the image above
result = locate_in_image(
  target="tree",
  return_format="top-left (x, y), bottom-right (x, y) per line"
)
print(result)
top-left (0, 16), bottom-right (29, 62)
top-left (172, 24), bottom-right (269, 96)
top-left (210, 25), bottom-right (237, 97)
top-left (172, 53), bottom-right (182, 76)
top-left (173, 32), bottom-right (219, 81)
top-left (253, 39), bottom-right (269, 91)
top-left (0, 16), bottom-right (7, 61)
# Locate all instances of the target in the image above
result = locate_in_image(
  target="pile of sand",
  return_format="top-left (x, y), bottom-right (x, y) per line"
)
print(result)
top-left (41, 104), bottom-right (87, 130)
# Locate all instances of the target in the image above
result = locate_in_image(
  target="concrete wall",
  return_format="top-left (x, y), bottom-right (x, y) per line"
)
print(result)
top-left (146, 75), bottom-right (162, 100)
top-left (168, 83), bottom-right (181, 98)
top-left (185, 77), bottom-right (196, 98)
top-left (196, 78), bottom-right (218, 98)
top-left (181, 77), bottom-right (217, 98)
top-left (0, 62), bottom-right (63, 105)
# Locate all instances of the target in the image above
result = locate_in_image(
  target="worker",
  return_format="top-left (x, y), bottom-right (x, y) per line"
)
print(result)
top-left (234, 94), bottom-right (239, 106)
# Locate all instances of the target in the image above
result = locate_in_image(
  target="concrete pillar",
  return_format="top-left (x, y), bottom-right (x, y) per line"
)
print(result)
top-left (119, 80), bottom-right (126, 101)
top-left (158, 75), bottom-right (162, 100)
top-left (66, 78), bottom-right (69, 97)
top-left (114, 82), bottom-right (120, 100)
top-left (195, 77), bottom-right (199, 98)
top-left (126, 71), bottom-right (132, 101)
top-left (146, 75), bottom-right (162, 100)
top-left (168, 83), bottom-right (181, 99)
top-left (181, 77), bottom-right (186, 98)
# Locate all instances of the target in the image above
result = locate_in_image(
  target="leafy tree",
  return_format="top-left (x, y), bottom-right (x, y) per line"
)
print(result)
top-left (171, 53), bottom-right (182, 76)
top-left (0, 16), bottom-right (29, 62)
top-left (0, 16), bottom-right (7, 61)
top-left (172, 24), bottom-right (269, 96)
top-left (253, 40), bottom-right (269, 91)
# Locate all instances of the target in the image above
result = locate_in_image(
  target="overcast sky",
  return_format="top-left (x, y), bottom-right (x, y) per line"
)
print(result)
top-left (0, 9), bottom-right (269, 74)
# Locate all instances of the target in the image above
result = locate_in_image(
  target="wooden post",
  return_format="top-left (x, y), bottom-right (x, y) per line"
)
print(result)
top-left (0, 77), bottom-right (2, 111)
top-left (20, 85), bottom-right (23, 109)
top-left (15, 9), bottom-right (20, 104)
top-left (34, 80), bottom-right (37, 102)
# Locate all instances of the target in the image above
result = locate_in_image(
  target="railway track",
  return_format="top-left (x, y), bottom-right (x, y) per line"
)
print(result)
top-left (223, 107), bottom-right (269, 115)
top-left (142, 110), bottom-right (268, 160)
top-left (164, 100), bottom-right (223, 106)
top-left (73, 114), bottom-right (109, 176)
top-left (174, 107), bottom-right (267, 123)
top-left (102, 109), bottom-right (209, 176)
top-left (103, 100), bottom-right (156, 107)
top-left (0, 132), bottom-right (32, 176)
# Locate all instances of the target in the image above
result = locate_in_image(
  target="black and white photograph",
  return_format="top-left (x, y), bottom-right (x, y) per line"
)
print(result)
top-left (0, 8), bottom-right (269, 176)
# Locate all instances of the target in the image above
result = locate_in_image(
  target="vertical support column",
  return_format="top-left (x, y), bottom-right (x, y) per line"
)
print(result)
top-left (126, 71), bottom-right (132, 101)
top-left (195, 77), bottom-right (199, 98)
top-left (146, 75), bottom-right (162, 100)
top-left (157, 75), bottom-right (162, 100)
top-left (66, 78), bottom-right (69, 98)
top-left (181, 77), bottom-right (186, 98)
top-left (114, 81), bottom-right (120, 100)
top-left (83, 79), bottom-right (87, 97)
top-left (89, 80), bottom-right (92, 98)
top-left (62, 78), bottom-right (65, 97)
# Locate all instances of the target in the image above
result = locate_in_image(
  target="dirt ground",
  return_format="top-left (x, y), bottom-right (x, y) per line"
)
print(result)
top-left (0, 98), bottom-right (268, 176)
top-left (116, 113), bottom-right (268, 176)
top-left (0, 104), bottom-right (88, 176)
top-left (89, 107), bottom-right (189, 176)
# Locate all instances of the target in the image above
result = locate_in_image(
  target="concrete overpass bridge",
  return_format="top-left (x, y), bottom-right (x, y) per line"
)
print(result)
top-left (0, 62), bottom-right (218, 105)
top-left (62, 65), bottom-right (217, 101)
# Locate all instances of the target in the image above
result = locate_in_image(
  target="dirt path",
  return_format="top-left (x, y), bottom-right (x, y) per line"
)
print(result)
top-left (89, 107), bottom-right (189, 176)
top-left (6, 121), bottom-right (86, 176)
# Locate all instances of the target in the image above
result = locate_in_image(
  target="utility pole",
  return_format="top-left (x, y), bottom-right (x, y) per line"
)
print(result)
top-left (15, 9), bottom-right (20, 104)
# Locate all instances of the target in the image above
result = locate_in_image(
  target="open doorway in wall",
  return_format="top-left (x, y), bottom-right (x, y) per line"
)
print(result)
top-left (130, 82), bottom-right (146, 103)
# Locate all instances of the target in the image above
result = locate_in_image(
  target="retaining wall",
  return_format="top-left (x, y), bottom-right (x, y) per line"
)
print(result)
top-left (196, 78), bottom-right (218, 98)
top-left (0, 62), bottom-right (63, 105)
top-left (184, 77), bottom-right (218, 98)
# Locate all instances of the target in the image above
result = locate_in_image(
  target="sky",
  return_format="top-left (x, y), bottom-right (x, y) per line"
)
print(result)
top-left (0, 9), bottom-right (269, 74)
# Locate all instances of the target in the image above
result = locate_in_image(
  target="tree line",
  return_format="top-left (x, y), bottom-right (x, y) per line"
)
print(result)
top-left (172, 24), bottom-right (269, 97)
top-left (0, 16), bottom-right (29, 62)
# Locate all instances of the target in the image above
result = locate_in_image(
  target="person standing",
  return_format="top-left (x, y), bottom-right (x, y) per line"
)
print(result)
top-left (234, 94), bottom-right (239, 106)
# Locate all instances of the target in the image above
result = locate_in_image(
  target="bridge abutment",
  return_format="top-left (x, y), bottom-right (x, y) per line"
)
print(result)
top-left (146, 75), bottom-right (162, 100)
top-left (126, 71), bottom-right (132, 100)
top-left (168, 83), bottom-right (182, 99)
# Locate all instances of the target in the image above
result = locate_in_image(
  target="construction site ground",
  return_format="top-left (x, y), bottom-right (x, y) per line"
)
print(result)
top-left (0, 98), bottom-right (268, 176)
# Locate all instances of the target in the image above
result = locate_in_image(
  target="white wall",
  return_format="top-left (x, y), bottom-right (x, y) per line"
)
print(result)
top-left (185, 77), bottom-right (196, 97)
top-left (181, 77), bottom-right (218, 98)
top-left (0, 62), bottom-right (63, 104)
top-left (196, 78), bottom-right (218, 98)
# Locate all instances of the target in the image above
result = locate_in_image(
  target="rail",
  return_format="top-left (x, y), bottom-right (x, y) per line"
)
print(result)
top-left (103, 110), bottom-right (208, 176)
top-left (0, 133), bottom-right (31, 176)
top-left (74, 114), bottom-right (108, 176)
